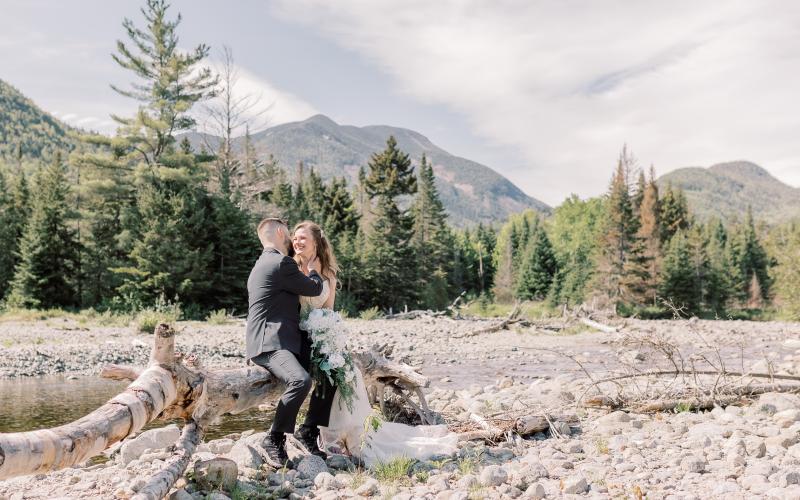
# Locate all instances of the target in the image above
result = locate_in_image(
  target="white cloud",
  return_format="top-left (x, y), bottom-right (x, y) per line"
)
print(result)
top-left (273, 0), bottom-right (800, 204)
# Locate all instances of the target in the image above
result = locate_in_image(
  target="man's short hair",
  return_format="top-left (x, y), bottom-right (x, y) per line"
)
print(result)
top-left (257, 217), bottom-right (288, 241)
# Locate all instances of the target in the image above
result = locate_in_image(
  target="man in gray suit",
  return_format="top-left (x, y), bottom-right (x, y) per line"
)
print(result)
top-left (246, 217), bottom-right (335, 468)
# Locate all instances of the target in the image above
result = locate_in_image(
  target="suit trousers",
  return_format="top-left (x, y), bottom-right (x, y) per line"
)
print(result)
top-left (252, 331), bottom-right (336, 434)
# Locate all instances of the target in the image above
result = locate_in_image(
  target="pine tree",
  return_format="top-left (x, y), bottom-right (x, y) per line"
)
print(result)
top-left (658, 230), bottom-right (698, 314)
top-left (411, 154), bottom-right (452, 308)
top-left (702, 220), bottom-right (731, 313)
top-left (515, 226), bottom-right (558, 300)
top-left (635, 167), bottom-right (661, 304)
top-left (7, 155), bottom-right (80, 308)
top-left (361, 136), bottom-right (418, 310)
top-left (97, 0), bottom-right (220, 311)
top-left (632, 170), bottom-right (646, 220)
top-left (109, 0), bottom-right (217, 166)
top-left (595, 147), bottom-right (643, 305)
top-left (659, 185), bottom-right (689, 244)
top-left (473, 223), bottom-right (497, 295)
top-left (322, 177), bottom-right (360, 243)
top-left (0, 166), bottom-right (17, 298)
top-left (547, 195), bottom-right (605, 306)
top-left (728, 207), bottom-right (771, 306)
top-left (770, 222), bottom-right (800, 319)
top-left (208, 191), bottom-right (258, 313)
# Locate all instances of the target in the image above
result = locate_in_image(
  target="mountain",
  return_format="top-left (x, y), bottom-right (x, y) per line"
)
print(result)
top-left (658, 161), bottom-right (800, 223)
top-left (0, 79), bottom-right (78, 161)
top-left (186, 114), bottom-right (549, 226)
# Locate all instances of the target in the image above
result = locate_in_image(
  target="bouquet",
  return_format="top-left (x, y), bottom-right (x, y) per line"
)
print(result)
top-left (301, 308), bottom-right (357, 411)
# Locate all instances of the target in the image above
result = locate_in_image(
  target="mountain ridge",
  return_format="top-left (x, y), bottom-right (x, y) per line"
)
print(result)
top-left (657, 160), bottom-right (800, 223)
top-left (186, 114), bottom-right (551, 226)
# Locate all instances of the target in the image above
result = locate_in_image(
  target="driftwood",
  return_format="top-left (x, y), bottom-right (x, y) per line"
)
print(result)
top-left (584, 379), bottom-right (800, 413)
top-left (580, 317), bottom-right (618, 333)
top-left (457, 302), bottom-right (528, 338)
top-left (0, 325), bottom-right (433, 498)
top-left (385, 292), bottom-right (468, 321)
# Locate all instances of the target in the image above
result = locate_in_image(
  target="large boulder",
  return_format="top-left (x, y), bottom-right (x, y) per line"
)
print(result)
top-left (297, 455), bottom-right (329, 480)
top-left (224, 441), bottom-right (263, 470)
top-left (119, 424), bottom-right (181, 465)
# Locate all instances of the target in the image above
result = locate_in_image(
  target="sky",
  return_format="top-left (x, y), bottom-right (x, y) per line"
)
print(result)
top-left (2, 0), bottom-right (799, 206)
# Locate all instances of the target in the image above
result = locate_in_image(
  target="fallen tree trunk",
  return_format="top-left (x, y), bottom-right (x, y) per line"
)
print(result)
top-left (580, 317), bottom-right (618, 333)
top-left (0, 324), bottom-right (433, 496)
top-left (0, 325), bottom-right (181, 480)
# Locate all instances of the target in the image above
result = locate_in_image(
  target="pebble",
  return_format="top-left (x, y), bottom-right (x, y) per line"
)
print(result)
top-left (562, 475), bottom-right (588, 494)
top-left (479, 465), bottom-right (508, 486)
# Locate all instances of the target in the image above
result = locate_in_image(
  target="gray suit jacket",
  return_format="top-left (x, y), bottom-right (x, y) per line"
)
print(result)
top-left (245, 248), bottom-right (323, 359)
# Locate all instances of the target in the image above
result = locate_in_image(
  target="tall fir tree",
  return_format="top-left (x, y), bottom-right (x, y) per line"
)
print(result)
top-left (7, 155), bottom-right (80, 308)
top-left (322, 177), bottom-right (360, 243)
top-left (659, 185), bottom-right (690, 244)
top-left (702, 220), bottom-right (731, 313)
top-left (728, 207), bottom-right (771, 306)
top-left (109, 0), bottom-right (217, 165)
top-left (361, 136), bottom-right (418, 310)
top-left (595, 146), bottom-right (644, 305)
top-left (0, 166), bottom-right (17, 298)
top-left (411, 154), bottom-right (452, 309)
top-left (547, 196), bottom-right (605, 306)
top-left (631, 169), bottom-right (646, 220)
top-left (98, 0), bottom-right (220, 311)
top-left (658, 230), bottom-right (698, 314)
top-left (515, 224), bottom-right (558, 300)
top-left (635, 167), bottom-right (661, 305)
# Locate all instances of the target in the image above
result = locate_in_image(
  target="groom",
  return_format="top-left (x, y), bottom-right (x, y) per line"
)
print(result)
top-left (246, 217), bottom-right (336, 468)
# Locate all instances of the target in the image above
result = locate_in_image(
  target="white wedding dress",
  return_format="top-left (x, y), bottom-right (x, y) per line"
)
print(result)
top-left (302, 281), bottom-right (459, 467)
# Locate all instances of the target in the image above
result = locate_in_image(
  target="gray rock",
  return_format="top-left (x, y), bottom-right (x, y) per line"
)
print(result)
top-left (525, 483), bottom-right (546, 499)
top-left (597, 411), bottom-right (630, 425)
top-left (562, 475), bottom-right (588, 494)
top-left (313, 471), bottom-right (337, 490)
top-left (550, 421), bottom-right (572, 437)
top-left (326, 454), bottom-right (354, 470)
top-left (202, 438), bottom-right (235, 454)
top-left (194, 458), bottom-right (238, 491)
top-left (296, 454), bottom-right (329, 480)
top-left (224, 441), bottom-right (263, 470)
top-left (355, 478), bottom-right (379, 496)
top-left (680, 456), bottom-right (707, 473)
top-left (456, 474), bottom-right (478, 489)
top-left (119, 424), bottom-right (181, 465)
top-left (758, 392), bottom-right (800, 413)
top-left (206, 494), bottom-right (231, 500)
top-left (479, 465), bottom-right (509, 486)
top-left (427, 475), bottom-right (450, 493)
top-left (168, 489), bottom-right (194, 500)
top-left (780, 471), bottom-right (800, 487)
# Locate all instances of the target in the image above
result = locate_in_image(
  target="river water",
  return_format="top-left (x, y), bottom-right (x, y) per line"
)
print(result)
top-left (0, 376), bottom-right (272, 440)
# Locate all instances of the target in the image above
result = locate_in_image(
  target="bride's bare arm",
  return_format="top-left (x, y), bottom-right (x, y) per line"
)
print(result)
top-left (323, 277), bottom-right (337, 309)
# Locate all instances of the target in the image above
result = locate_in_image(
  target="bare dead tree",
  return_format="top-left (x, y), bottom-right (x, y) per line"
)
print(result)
top-left (201, 46), bottom-right (273, 193)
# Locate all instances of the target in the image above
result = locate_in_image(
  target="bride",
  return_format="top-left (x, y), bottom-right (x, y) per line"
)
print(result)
top-left (291, 221), bottom-right (459, 467)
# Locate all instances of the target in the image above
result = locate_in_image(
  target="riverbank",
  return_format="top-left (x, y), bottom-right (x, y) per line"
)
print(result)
top-left (2, 316), bottom-right (800, 498)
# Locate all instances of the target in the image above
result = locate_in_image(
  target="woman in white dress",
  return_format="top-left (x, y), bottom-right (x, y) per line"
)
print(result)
top-left (291, 221), bottom-right (459, 467)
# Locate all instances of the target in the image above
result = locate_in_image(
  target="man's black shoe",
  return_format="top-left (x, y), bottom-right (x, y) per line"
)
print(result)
top-left (262, 432), bottom-right (293, 469)
top-left (295, 424), bottom-right (327, 459)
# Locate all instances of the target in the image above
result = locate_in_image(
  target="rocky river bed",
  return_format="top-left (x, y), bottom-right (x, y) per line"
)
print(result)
top-left (2, 316), bottom-right (800, 499)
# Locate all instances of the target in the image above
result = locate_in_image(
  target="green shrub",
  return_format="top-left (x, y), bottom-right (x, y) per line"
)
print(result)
top-left (206, 309), bottom-right (231, 325)
top-left (359, 306), bottom-right (382, 320)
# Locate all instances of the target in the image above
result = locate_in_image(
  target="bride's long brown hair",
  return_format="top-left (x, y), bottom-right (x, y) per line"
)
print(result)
top-left (293, 221), bottom-right (339, 281)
